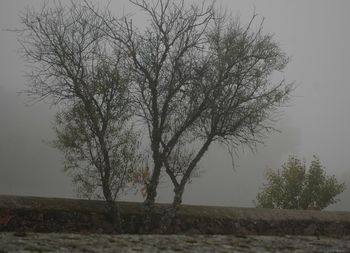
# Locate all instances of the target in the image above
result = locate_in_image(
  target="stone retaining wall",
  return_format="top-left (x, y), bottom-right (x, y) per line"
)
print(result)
top-left (1, 195), bottom-right (350, 236)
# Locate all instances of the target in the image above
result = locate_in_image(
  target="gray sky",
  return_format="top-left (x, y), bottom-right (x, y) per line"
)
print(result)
top-left (0, 0), bottom-right (349, 210)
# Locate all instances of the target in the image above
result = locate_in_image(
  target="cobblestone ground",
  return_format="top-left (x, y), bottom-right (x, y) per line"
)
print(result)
top-left (0, 232), bottom-right (349, 253)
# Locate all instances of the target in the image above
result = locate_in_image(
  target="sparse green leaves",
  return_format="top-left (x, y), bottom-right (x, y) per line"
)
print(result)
top-left (18, 2), bottom-right (141, 213)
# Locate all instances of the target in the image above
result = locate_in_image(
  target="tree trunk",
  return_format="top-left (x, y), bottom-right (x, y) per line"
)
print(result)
top-left (107, 200), bottom-right (123, 233)
top-left (161, 186), bottom-right (184, 233)
top-left (103, 184), bottom-right (123, 233)
top-left (163, 137), bottom-right (213, 232)
top-left (142, 160), bottom-right (162, 233)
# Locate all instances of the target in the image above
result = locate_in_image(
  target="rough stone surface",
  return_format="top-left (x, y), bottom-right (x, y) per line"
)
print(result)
top-left (2, 195), bottom-right (350, 236)
top-left (0, 232), bottom-right (349, 252)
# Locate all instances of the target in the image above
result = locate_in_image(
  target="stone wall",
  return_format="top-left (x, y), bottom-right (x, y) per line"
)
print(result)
top-left (1, 195), bottom-right (350, 236)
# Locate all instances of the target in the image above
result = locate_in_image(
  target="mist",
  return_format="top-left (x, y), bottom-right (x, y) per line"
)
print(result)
top-left (1, 0), bottom-right (350, 211)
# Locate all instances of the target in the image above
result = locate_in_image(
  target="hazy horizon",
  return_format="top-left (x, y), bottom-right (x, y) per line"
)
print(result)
top-left (1, 0), bottom-right (350, 211)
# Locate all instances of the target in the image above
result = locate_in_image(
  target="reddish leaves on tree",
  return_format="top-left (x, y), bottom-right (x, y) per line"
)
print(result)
top-left (0, 209), bottom-right (13, 225)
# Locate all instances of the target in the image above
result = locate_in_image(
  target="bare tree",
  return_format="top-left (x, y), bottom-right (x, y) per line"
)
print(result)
top-left (91, 0), bottom-right (292, 231)
top-left (88, 0), bottom-right (216, 229)
top-left (163, 11), bottom-right (292, 228)
top-left (18, 0), bottom-right (293, 232)
top-left (17, 1), bottom-right (140, 231)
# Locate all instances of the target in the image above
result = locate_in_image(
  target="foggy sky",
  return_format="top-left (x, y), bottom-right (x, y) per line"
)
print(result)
top-left (1, 0), bottom-right (350, 210)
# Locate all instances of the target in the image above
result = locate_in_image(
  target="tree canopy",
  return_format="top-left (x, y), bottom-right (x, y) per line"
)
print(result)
top-left (18, 1), bottom-right (141, 231)
top-left (18, 0), bottom-right (293, 231)
top-left (255, 156), bottom-right (346, 210)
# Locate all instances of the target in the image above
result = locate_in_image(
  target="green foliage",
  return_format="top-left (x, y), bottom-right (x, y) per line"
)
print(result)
top-left (52, 63), bottom-right (141, 201)
top-left (54, 101), bottom-right (140, 200)
top-left (255, 156), bottom-right (346, 210)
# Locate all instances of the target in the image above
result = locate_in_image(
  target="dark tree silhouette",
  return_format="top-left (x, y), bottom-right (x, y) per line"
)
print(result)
top-left (18, 2), bottom-right (140, 231)
top-left (18, 0), bottom-right (292, 232)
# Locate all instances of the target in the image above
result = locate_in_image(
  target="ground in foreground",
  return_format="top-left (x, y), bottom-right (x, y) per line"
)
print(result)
top-left (0, 232), bottom-right (349, 253)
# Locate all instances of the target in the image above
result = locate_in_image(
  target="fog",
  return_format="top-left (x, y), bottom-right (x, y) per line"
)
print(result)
top-left (1, 0), bottom-right (350, 210)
